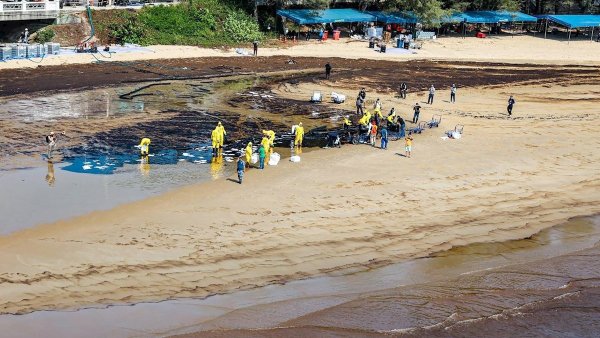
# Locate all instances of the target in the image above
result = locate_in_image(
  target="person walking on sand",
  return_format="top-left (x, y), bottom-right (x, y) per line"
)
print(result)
top-left (45, 131), bottom-right (65, 159)
top-left (412, 103), bottom-right (421, 123)
top-left (400, 82), bottom-right (408, 99)
top-left (325, 62), bottom-right (332, 79)
top-left (258, 144), bottom-right (266, 169)
top-left (237, 156), bottom-right (245, 184)
top-left (507, 95), bottom-right (515, 116)
top-left (427, 85), bottom-right (435, 104)
top-left (253, 40), bottom-right (259, 56)
top-left (369, 121), bottom-right (378, 147)
top-left (405, 135), bottom-right (413, 158)
top-left (380, 124), bottom-right (388, 150)
top-left (450, 84), bottom-right (457, 103)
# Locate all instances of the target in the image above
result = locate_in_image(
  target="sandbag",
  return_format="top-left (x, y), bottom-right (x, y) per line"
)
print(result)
top-left (451, 131), bottom-right (462, 139)
top-left (251, 153), bottom-right (259, 164)
top-left (268, 152), bottom-right (281, 166)
top-left (290, 155), bottom-right (301, 163)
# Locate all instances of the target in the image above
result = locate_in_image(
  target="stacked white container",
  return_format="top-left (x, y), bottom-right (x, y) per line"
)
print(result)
top-left (0, 46), bottom-right (11, 60)
top-left (46, 43), bottom-right (60, 55)
top-left (11, 45), bottom-right (26, 59)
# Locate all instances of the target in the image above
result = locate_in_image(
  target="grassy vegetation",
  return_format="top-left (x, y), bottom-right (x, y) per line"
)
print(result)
top-left (93, 0), bottom-right (263, 47)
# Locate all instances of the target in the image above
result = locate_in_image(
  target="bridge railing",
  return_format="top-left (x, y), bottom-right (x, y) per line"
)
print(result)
top-left (0, 0), bottom-right (60, 13)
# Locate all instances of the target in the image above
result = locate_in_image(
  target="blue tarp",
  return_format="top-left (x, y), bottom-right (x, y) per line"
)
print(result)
top-left (276, 9), bottom-right (376, 24)
top-left (535, 14), bottom-right (600, 28)
top-left (442, 11), bottom-right (538, 24)
top-left (366, 11), bottom-right (418, 24)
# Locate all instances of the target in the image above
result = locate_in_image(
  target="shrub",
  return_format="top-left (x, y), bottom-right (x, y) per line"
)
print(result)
top-left (223, 10), bottom-right (263, 43)
top-left (35, 28), bottom-right (55, 43)
top-left (106, 11), bottom-right (144, 45)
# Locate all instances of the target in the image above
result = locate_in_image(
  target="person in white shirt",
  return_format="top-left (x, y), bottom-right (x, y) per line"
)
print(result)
top-left (427, 85), bottom-right (435, 104)
top-left (450, 84), bottom-right (457, 103)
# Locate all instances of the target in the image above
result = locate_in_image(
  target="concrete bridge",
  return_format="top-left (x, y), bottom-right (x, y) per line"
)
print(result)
top-left (0, 0), bottom-right (60, 21)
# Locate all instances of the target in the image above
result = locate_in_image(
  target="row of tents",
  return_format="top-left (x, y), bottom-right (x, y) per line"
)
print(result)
top-left (277, 8), bottom-right (600, 30)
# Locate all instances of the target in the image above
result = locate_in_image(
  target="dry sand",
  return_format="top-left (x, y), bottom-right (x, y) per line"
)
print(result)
top-left (0, 64), bottom-right (599, 315)
top-left (1, 35), bottom-right (600, 71)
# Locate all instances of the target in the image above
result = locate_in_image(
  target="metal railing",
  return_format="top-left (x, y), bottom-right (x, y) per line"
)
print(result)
top-left (0, 0), bottom-right (58, 13)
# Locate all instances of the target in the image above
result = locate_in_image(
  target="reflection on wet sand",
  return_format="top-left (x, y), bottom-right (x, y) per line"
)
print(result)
top-left (210, 152), bottom-right (224, 180)
top-left (45, 161), bottom-right (55, 186)
top-left (139, 156), bottom-right (150, 176)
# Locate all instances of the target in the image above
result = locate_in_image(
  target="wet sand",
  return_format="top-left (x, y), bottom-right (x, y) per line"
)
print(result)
top-left (0, 46), bottom-right (599, 334)
top-left (1, 215), bottom-right (599, 337)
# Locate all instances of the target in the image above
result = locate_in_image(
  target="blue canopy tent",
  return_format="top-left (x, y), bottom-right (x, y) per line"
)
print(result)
top-left (535, 14), bottom-right (600, 41)
top-left (441, 11), bottom-right (537, 38)
top-left (276, 9), bottom-right (376, 24)
top-left (442, 11), bottom-right (538, 24)
top-left (366, 11), bottom-right (418, 25)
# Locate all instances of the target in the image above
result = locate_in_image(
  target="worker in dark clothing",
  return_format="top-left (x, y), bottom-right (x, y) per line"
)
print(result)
top-left (325, 62), bottom-right (332, 79)
top-left (359, 88), bottom-right (366, 101)
top-left (356, 96), bottom-right (364, 115)
top-left (507, 95), bottom-right (515, 116)
top-left (399, 82), bottom-right (407, 99)
top-left (253, 40), bottom-right (258, 56)
top-left (412, 103), bottom-right (421, 123)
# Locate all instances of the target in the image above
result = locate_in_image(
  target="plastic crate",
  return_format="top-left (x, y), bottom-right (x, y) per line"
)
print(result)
top-left (0, 46), bottom-right (11, 60)
top-left (46, 43), bottom-right (60, 55)
top-left (11, 45), bottom-right (26, 59)
top-left (26, 44), bottom-right (44, 58)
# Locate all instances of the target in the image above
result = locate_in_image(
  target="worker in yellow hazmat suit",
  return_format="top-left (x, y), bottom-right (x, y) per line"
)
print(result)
top-left (343, 116), bottom-right (352, 130)
top-left (139, 138), bottom-right (151, 156)
top-left (262, 130), bottom-right (275, 149)
top-left (216, 122), bottom-right (226, 148)
top-left (260, 135), bottom-right (270, 154)
top-left (374, 109), bottom-right (384, 124)
top-left (294, 122), bottom-right (304, 147)
top-left (387, 108), bottom-right (396, 124)
top-left (211, 128), bottom-right (219, 156)
top-left (358, 111), bottom-right (371, 126)
top-left (245, 142), bottom-right (253, 169)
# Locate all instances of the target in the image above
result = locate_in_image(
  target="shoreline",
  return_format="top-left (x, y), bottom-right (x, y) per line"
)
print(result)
top-left (1, 214), bottom-right (598, 337)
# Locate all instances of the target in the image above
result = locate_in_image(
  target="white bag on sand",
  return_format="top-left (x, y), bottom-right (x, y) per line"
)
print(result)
top-left (451, 131), bottom-right (462, 139)
top-left (290, 155), bottom-right (301, 163)
top-left (331, 92), bottom-right (346, 103)
top-left (251, 153), bottom-right (259, 164)
top-left (268, 152), bottom-right (281, 166)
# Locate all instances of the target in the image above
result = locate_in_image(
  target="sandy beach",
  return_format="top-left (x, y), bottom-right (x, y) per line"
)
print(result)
top-left (0, 33), bottom-right (599, 336)
top-left (1, 35), bottom-right (600, 71)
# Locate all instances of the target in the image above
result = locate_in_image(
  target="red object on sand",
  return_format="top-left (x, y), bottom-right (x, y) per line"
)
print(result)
top-left (476, 32), bottom-right (487, 38)
top-left (333, 30), bottom-right (341, 40)
top-left (322, 31), bottom-right (329, 41)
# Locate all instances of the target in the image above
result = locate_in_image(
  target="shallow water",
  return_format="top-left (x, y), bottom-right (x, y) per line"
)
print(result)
top-left (0, 215), bottom-right (598, 338)
top-left (0, 75), bottom-right (313, 234)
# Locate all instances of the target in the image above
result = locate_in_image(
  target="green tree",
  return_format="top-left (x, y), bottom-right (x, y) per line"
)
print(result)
top-left (385, 0), bottom-right (449, 27)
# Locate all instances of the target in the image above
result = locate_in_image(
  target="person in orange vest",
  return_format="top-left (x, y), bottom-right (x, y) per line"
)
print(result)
top-left (369, 120), bottom-right (378, 147)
